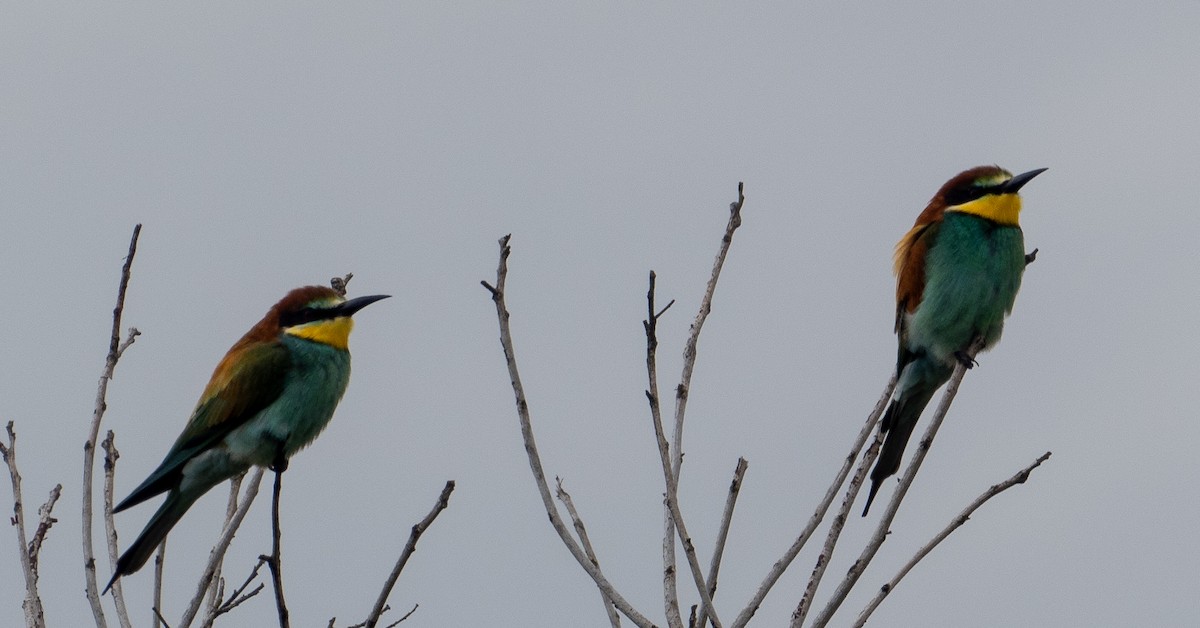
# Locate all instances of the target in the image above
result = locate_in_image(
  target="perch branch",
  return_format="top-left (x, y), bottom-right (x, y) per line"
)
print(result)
top-left (265, 466), bottom-right (290, 628)
top-left (809, 338), bottom-right (986, 628)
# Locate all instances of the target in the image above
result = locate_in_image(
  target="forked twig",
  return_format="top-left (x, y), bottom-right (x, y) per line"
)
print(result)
top-left (2, 423), bottom-right (51, 628)
top-left (85, 224), bottom-right (141, 627)
top-left (484, 234), bottom-right (659, 628)
top-left (643, 271), bottom-right (682, 628)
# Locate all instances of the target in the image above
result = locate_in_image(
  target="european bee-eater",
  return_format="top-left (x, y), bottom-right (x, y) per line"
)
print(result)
top-left (106, 285), bottom-right (389, 590)
top-left (862, 165), bottom-right (1045, 516)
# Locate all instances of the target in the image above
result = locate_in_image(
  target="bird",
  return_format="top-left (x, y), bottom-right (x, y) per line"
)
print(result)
top-left (105, 285), bottom-right (389, 591)
top-left (862, 165), bottom-right (1046, 516)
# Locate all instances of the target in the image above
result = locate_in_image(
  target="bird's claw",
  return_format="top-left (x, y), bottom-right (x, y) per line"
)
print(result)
top-left (954, 351), bottom-right (978, 369)
top-left (270, 439), bottom-right (289, 472)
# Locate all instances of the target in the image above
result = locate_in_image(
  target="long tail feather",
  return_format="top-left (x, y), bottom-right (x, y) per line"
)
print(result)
top-left (862, 362), bottom-right (948, 516)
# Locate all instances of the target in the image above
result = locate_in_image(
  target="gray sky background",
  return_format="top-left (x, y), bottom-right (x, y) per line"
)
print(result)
top-left (2, 3), bottom-right (1197, 626)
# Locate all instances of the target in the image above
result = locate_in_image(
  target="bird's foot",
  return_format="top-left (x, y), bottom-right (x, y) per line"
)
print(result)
top-left (954, 351), bottom-right (978, 369)
top-left (269, 438), bottom-right (289, 473)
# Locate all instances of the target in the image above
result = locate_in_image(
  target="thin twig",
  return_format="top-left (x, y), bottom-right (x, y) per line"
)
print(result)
top-left (386, 603), bottom-right (419, 626)
top-left (265, 467), bottom-right (290, 628)
top-left (852, 452), bottom-right (1052, 627)
top-left (730, 374), bottom-right (897, 628)
top-left (662, 184), bottom-right (744, 628)
top-left (644, 270), bottom-right (683, 628)
top-left (178, 468), bottom-right (264, 628)
top-left (809, 338), bottom-right (986, 628)
top-left (30, 484), bottom-right (62, 574)
top-left (695, 458), bottom-right (748, 628)
top-left (556, 478), bottom-right (621, 628)
top-left (205, 557), bottom-right (268, 626)
top-left (484, 234), bottom-right (659, 628)
top-left (85, 224), bottom-right (141, 628)
top-left (2, 423), bottom-right (47, 628)
top-left (364, 481), bottom-right (455, 628)
top-left (331, 273), bottom-right (354, 297)
top-left (101, 432), bottom-right (133, 628)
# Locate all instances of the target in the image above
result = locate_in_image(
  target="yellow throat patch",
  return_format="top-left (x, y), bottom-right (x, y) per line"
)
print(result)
top-left (948, 192), bottom-right (1022, 226)
top-left (286, 317), bottom-right (354, 350)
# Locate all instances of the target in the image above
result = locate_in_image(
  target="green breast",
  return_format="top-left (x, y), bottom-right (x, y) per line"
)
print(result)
top-left (905, 211), bottom-right (1025, 362)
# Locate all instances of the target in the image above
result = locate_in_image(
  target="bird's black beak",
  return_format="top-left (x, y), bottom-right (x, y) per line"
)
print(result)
top-left (1001, 168), bottom-right (1048, 193)
top-left (338, 294), bottom-right (391, 317)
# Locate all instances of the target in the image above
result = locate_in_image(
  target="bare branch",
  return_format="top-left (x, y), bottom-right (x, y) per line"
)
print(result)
top-left (660, 183), bottom-right (746, 628)
top-left (101, 432), bottom-right (133, 628)
top-left (85, 224), bottom-right (141, 627)
top-left (2, 423), bottom-right (48, 628)
top-left (852, 452), bottom-right (1052, 627)
top-left (731, 374), bottom-right (897, 628)
top-left (364, 481), bottom-right (455, 628)
top-left (178, 468), bottom-right (264, 628)
top-left (484, 234), bottom-right (659, 628)
top-left (695, 458), bottom-right (748, 628)
top-left (809, 338), bottom-right (986, 628)
top-left (556, 478), bottom-right (620, 628)
top-left (644, 271), bottom-right (683, 628)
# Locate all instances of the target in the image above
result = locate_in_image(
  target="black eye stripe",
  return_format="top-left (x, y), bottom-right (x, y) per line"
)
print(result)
top-left (280, 306), bottom-right (334, 328)
top-left (944, 182), bottom-right (1004, 207)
